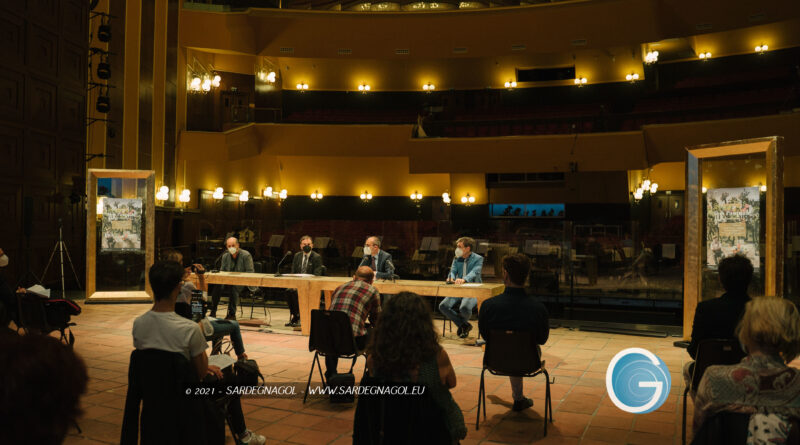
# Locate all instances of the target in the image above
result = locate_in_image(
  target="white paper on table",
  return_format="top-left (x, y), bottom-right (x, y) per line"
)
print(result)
top-left (281, 273), bottom-right (315, 277)
top-left (208, 354), bottom-right (235, 370)
top-left (459, 283), bottom-right (483, 287)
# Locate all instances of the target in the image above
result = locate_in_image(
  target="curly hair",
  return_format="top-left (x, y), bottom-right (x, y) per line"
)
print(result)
top-left (367, 292), bottom-right (440, 380)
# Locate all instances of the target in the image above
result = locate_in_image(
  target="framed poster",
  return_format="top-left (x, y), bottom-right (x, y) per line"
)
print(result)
top-left (101, 198), bottom-right (144, 251)
top-left (705, 187), bottom-right (760, 269)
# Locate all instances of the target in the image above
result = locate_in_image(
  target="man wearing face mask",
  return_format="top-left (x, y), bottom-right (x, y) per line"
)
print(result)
top-left (210, 237), bottom-right (256, 320)
top-left (439, 237), bottom-right (484, 338)
top-left (359, 236), bottom-right (395, 280)
top-left (285, 235), bottom-right (323, 328)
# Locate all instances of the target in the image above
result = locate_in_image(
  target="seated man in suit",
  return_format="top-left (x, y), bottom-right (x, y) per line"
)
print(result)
top-left (211, 237), bottom-right (256, 320)
top-left (684, 254), bottom-right (753, 386)
top-left (133, 261), bottom-right (265, 445)
top-left (479, 253), bottom-right (549, 411)
top-left (359, 236), bottom-right (395, 281)
top-left (285, 235), bottom-right (323, 328)
top-left (439, 237), bottom-right (484, 339)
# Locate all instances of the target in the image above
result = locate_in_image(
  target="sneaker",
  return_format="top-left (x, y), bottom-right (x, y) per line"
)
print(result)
top-left (459, 323), bottom-right (473, 339)
top-left (239, 429), bottom-right (266, 445)
top-left (512, 397), bottom-right (533, 411)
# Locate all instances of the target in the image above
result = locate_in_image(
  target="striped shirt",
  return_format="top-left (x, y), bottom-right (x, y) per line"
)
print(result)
top-left (330, 279), bottom-right (381, 337)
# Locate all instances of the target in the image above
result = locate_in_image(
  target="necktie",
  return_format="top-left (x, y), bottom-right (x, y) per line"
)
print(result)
top-left (302, 255), bottom-right (308, 273)
top-left (371, 256), bottom-right (377, 271)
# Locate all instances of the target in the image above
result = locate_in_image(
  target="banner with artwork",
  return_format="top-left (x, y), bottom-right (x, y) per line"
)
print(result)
top-left (101, 198), bottom-right (143, 251)
top-left (706, 187), bottom-right (760, 269)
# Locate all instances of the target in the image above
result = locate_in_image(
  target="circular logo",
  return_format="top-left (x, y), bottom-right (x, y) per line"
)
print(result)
top-left (605, 347), bottom-right (671, 414)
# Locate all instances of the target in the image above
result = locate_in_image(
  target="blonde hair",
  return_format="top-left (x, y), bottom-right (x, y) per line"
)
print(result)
top-left (737, 296), bottom-right (800, 363)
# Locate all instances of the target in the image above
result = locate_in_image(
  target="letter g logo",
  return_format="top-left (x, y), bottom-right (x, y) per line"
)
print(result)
top-left (606, 348), bottom-right (671, 414)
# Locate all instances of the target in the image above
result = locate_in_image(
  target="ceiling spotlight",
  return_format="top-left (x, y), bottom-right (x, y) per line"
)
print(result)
top-left (358, 83), bottom-right (371, 92)
top-left (213, 187), bottom-right (224, 200)
top-left (360, 190), bottom-right (373, 202)
top-left (626, 73), bottom-right (640, 82)
top-left (755, 44), bottom-right (768, 54)
top-left (698, 51), bottom-right (712, 60)
top-left (504, 80), bottom-right (517, 89)
top-left (422, 82), bottom-right (435, 92)
top-left (296, 82), bottom-right (308, 91)
top-left (574, 77), bottom-right (587, 86)
top-left (310, 190), bottom-right (323, 201)
top-left (644, 50), bottom-right (659, 64)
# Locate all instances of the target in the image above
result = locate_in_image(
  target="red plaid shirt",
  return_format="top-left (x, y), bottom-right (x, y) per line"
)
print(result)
top-left (330, 279), bottom-right (381, 337)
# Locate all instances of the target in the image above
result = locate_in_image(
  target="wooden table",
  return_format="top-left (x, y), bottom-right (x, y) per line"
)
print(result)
top-left (200, 272), bottom-right (505, 335)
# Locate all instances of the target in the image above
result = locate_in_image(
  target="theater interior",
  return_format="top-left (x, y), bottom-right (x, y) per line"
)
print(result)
top-left (2, 0), bottom-right (800, 443)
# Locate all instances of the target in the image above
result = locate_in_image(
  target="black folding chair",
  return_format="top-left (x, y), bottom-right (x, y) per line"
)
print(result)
top-left (16, 292), bottom-right (75, 346)
top-left (303, 309), bottom-right (366, 403)
top-left (691, 411), bottom-right (800, 445)
top-left (476, 329), bottom-right (553, 436)
top-left (682, 339), bottom-right (746, 445)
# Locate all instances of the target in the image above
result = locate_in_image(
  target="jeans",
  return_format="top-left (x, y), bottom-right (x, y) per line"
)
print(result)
top-left (210, 319), bottom-right (245, 357)
top-left (439, 297), bottom-right (477, 327)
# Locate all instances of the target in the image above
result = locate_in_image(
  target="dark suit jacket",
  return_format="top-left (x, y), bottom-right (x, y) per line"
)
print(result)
top-left (687, 291), bottom-right (750, 359)
top-left (359, 250), bottom-right (395, 280)
top-left (478, 287), bottom-right (549, 346)
top-left (291, 251), bottom-right (323, 275)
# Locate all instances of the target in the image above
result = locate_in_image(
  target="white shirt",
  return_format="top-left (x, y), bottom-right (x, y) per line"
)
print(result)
top-left (132, 311), bottom-right (208, 360)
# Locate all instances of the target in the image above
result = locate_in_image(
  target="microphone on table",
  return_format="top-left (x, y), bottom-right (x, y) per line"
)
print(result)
top-left (274, 251), bottom-right (292, 277)
top-left (385, 259), bottom-right (397, 282)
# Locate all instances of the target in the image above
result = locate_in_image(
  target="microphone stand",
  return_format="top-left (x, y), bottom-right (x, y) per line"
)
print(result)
top-left (274, 251), bottom-right (292, 277)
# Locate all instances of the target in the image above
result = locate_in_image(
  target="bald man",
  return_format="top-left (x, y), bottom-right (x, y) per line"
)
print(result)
top-left (210, 237), bottom-right (256, 320)
top-left (325, 266), bottom-right (381, 379)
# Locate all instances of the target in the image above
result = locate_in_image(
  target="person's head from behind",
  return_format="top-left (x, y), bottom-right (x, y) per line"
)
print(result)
top-left (718, 255), bottom-right (754, 294)
top-left (149, 260), bottom-right (185, 302)
top-left (368, 292), bottom-right (439, 379)
top-left (0, 333), bottom-right (88, 444)
top-left (502, 253), bottom-right (531, 288)
top-left (354, 266), bottom-right (374, 285)
top-left (737, 296), bottom-right (800, 363)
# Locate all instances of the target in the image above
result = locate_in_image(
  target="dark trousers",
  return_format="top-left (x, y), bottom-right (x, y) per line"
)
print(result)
top-left (210, 285), bottom-right (239, 318)
top-left (286, 289), bottom-right (300, 318)
top-left (204, 374), bottom-right (247, 436)
top-left (325, 334), bottom-right (368, 378)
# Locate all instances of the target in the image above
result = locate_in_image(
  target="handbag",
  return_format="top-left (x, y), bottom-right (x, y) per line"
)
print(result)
top-left (233, 359), bottom-right (264, 386)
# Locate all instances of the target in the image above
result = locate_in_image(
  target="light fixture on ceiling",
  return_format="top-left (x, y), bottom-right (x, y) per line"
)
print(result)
top-left (310, 190), bottom-right (323, 201)
top-left (504, 80), bottom-right (517, 89)
top-left (644, 50), bottom-right (659, 64)
top-left (698, 51), bottom-right (712, 60)
top-left (156, 186), bottom-right (169, 201)
top-left (460, 193), bottom-right (475, 205)
top-left (625, 73), bottom-right (640, 82)
top-left (360, 190), bottom-right (373, 202)
top-left (358, 83), bottom-right (371, 93)
top-left (574, 77), bottom-right (587, 86)
top-left (755, 44), bottom-right (768, 54)
top-left (239, 190), bottom-right (249, 202)
top-left (296, 82), bottom-right (308, 91)
top-left (422, 82), bottom-right (435, 92)
top-left (213, 187), bottom-right (224, 200)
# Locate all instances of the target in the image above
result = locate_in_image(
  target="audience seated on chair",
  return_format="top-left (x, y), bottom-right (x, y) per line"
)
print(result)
top-left (693, 296), bottom-right (800, 443)
top-left (326, 265), bottom-right (381, 379)
top-left (132, 261), bottom-right (265, 445)
top-left (164, 250), bottom-right (248, 361)
top-left (0, 330), bottom-right (88, 445)
top-left (365, 291), bottom-right (466, 442)
top-left (684, 255), bottom-right (753, 388)
top-left (478, 253), bottom-right (549, 411)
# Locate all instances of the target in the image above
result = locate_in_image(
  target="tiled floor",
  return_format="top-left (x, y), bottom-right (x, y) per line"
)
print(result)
top-left (62, 302), bottom-right (696, 445)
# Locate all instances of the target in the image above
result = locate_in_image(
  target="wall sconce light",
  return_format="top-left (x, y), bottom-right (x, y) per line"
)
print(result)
top-left (759, 184), bottom-right (767, 192)
top-left (644, 50), bottom-right (659, 64)
top-left (179, 189), bottom-right (191, 203)
top-left (213, 187), bottom-right (224, 200)
top-left (410, 191), bottom-right (423, 203)
top-left (625, 73), bottom-right (640, 82)
top-left (442, 192), bottom-right (451, 205)
top-left (702, 186), bottom-right (708, 194)
top-left (262, 186), bottom-right (273, 198)
top-left (504, 80), bottom-right (517, 89)
top-left (460, 193), bottom-right (475, 205)
top-left (360, 190), bottom-right (373, 202)
top-left (422, 82), bottom-right (435, 92)
top-left (156, 186), bottom-right (169, 201)
top-left (698, 51), bottom-right (712, 60)
top-left (190, 76), bottom-right (202, 91)
top-left (310, 190), bottom-right (323, 201)
top-left (266, 71), bottom-right (276, 82)
top-left (755, 44), bottom-right (768, 54)
top-left (632, 179), bottom-right (658, 201)
top-left (279, 189), bottom-right (288, 200)
top-left (211, 74), bottom-right (221, 88)
top-left (239, 190), bottom-right (249, 202)
top-left (574, 77), bottom-right (587, 86)
top-left (650, 182), bottom-right (659, 193)
top-left (296, 82), bottom-right (308, 91)
top-left (358, 83), bottom-right (371, 93)
top-left (96, 197), bottom-right (104, 216)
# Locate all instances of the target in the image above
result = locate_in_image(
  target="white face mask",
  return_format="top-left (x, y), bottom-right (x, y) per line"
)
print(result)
top-left (454, 248), bottom-right (464, 258)
top-left (0, 254), bottom-right (7, 268)
top-left (363, 246), bottom-right (372, 256)
top-left (228, 247), bottom-right (238, 256)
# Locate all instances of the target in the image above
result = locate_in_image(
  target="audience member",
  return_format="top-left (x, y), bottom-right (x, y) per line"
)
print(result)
top-left (0, 331), bottom-right (88, 444)
top-left (359, 236), bottom-right (395, 280)
top-left (478, 253), bottom-right (549, 411)
top-left (163, 250), bottom-right (248, 361)
top-left (326, 266), bottom-right (381, 379)
top-left (439, 237), bottom-right (484, 338)
top-left (693, 296), bottom-right (800, 441)
top-left (367, 291), bottom-right (466, 441)
top-left (133, 261), bottom-right (264, 444)
top-left (211, 237), bottom-right (256, 320)
top-left (286, 235), bottom-right (324, 328)
top-left (685, 255), bottom-right (753, 384)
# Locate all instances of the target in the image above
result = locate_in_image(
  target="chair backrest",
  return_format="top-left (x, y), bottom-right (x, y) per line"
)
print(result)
top-left (353, 375), bottom-right (450, 445)
top-left (16, 293), bottom-right (51, 334)
top-left (691, 339), bottom-right (746, 390)
top-left (308, 309), bottom-right (358, 356)
top-left (485, 330), bottom-right (543, 376)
